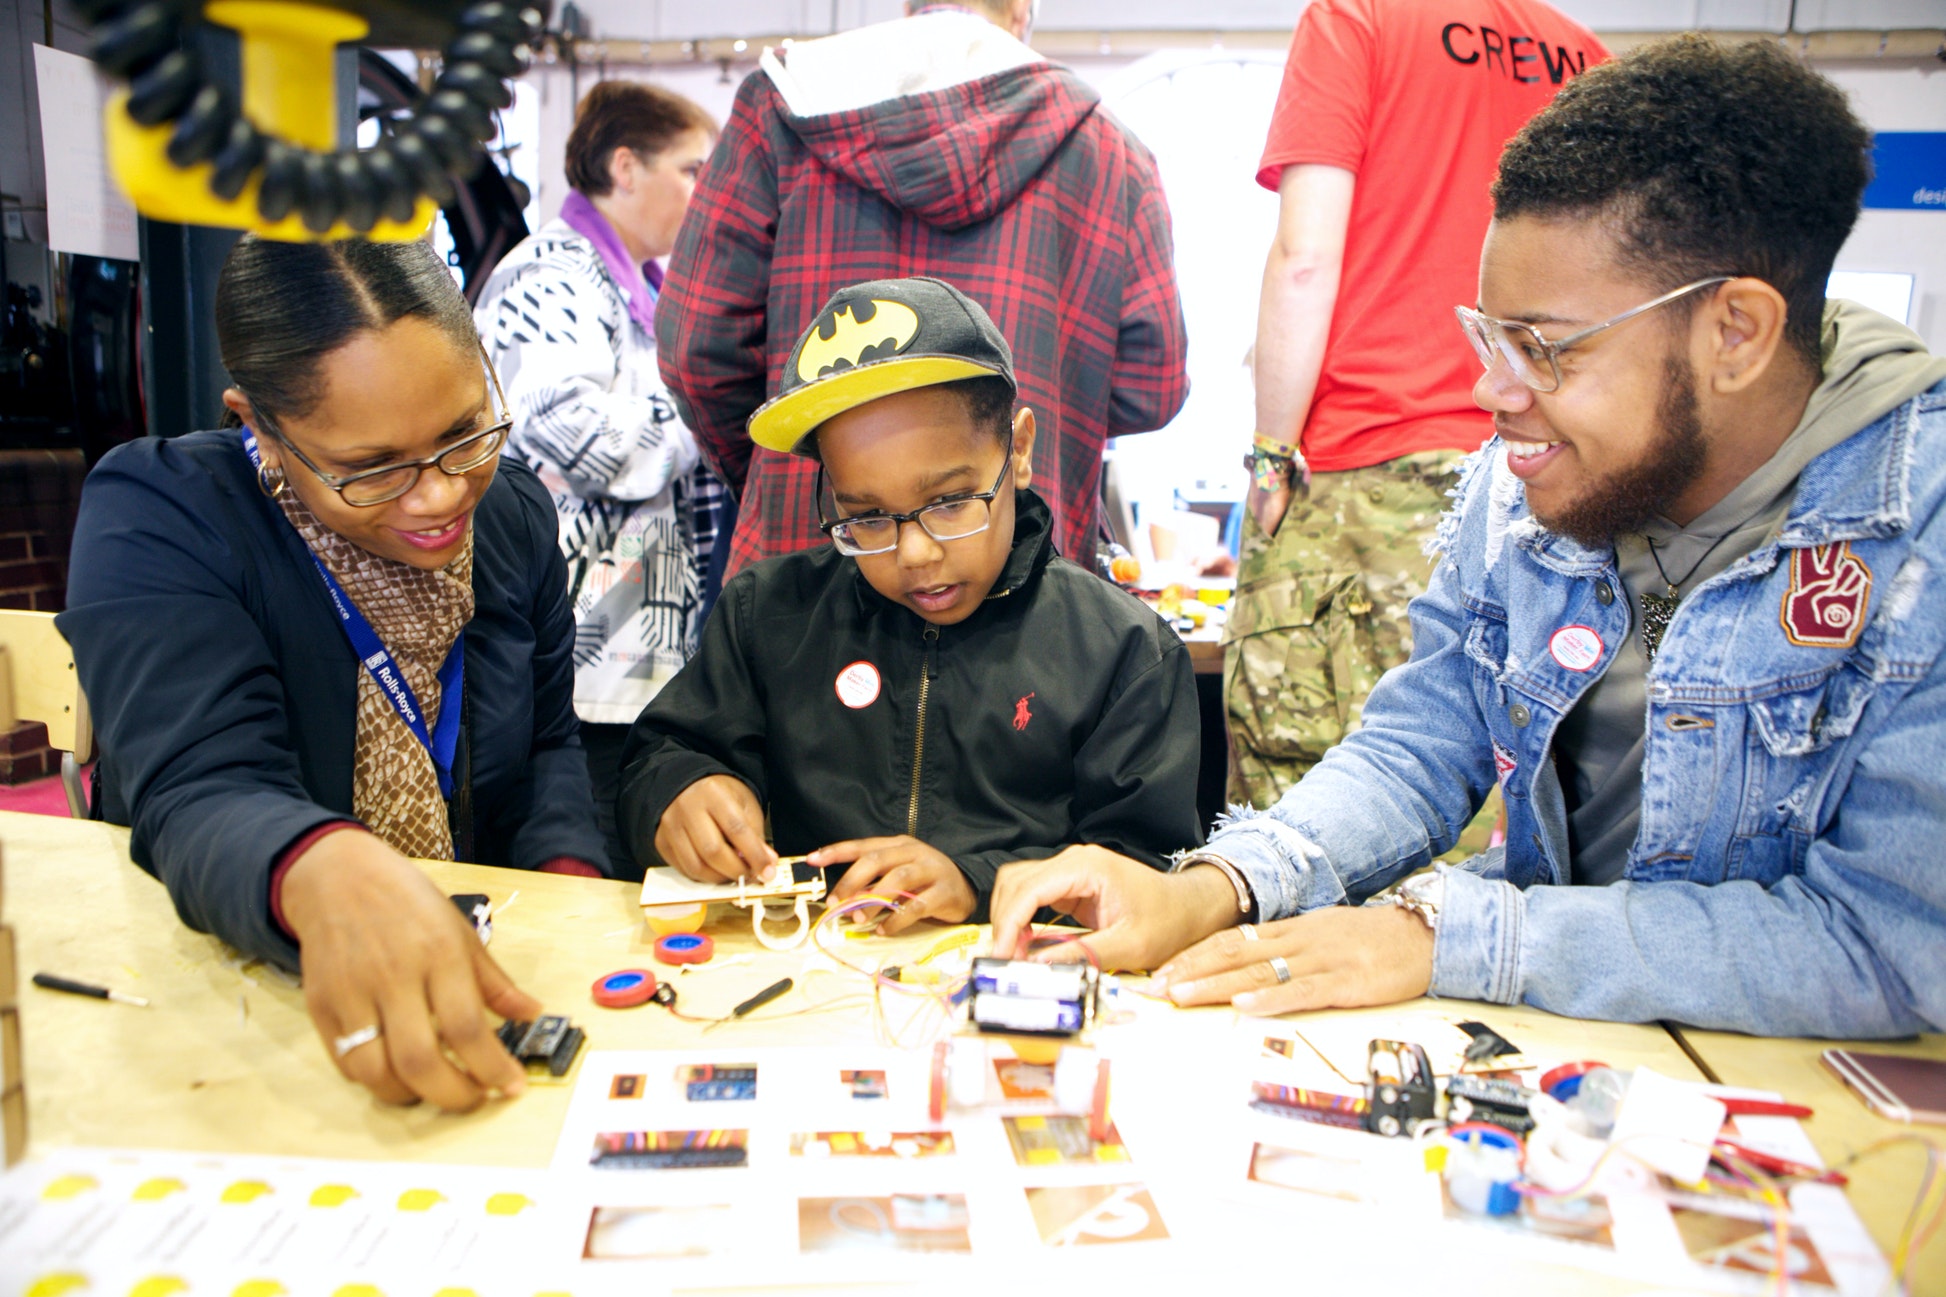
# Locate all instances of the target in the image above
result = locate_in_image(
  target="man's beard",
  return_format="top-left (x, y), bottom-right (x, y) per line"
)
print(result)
top-left (1533, 353), bottom-right (1709, 548)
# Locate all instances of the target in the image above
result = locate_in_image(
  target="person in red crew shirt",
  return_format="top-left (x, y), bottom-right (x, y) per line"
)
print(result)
top-left (1227, 0), bottom-right (1606, 810)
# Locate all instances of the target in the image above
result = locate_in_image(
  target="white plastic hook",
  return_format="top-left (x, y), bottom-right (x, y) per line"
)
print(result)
top-left (746, 894), bottom-right (813, 951)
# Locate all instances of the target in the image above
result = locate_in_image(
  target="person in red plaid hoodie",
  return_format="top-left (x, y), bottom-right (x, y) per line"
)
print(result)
top-left (655, 0), bottom-right (1189, 579)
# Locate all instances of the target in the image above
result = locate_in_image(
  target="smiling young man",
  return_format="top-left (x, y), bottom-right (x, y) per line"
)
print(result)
top-left (617, 277), bottom-right (1202, 927)
top-left (988, 36), bottom-right (1946, 1037)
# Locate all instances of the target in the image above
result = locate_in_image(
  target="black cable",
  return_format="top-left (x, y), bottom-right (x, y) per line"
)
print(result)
top-left (77, 0), bottom-right (541, 235)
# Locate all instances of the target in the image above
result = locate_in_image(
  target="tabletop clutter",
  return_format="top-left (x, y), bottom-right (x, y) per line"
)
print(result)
top-left (0, 844), bottom-right (1938, 1295)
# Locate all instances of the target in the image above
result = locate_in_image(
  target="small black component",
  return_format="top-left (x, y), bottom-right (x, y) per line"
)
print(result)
top-left (1365, 1039), bottom-right (1437, 1138)
top-left (437, 60), bottom-right (516, 112)
top-left (255, 142), bottom-right (303, 223)
top-left (448, 29), bottom-right (527, 79)
top-left (1456, 1020), bottom-right (1521, 1064)
top-left (652, 982), bottom-right (678, 1008)
top-left (297, 150), bottom-right (341, 233)
top-left (1445, 1075), bottom-right (1537, 1135)
top-left (450, 892), bottom-right (493, 943)
top-left (385, 132), bottom-right (458, 207)
top-left (92, 4), bottom-right (178, 80)
top-left (166, 84), bottom-right (238, 169)
top-left (407, 114), bottom-right (479, 177)
top-left (206, 119), bottom-right (264, 202)
top-left (683, 1065), bottom-right (757, 1102)
top-left (125, 49), bottom-right (201, 128)
top-left (334, 152), bottom-right (382, 234)
top-left (358, 145), bottom-right (418, 225)
top-left (593, 1146), bottom-right (748, 1169)
top-left (498, 1014), bottom-right (586, 1078)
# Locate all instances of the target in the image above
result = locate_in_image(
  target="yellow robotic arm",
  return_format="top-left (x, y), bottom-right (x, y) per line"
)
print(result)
top-left (79, 0), bottom-right (542, 241)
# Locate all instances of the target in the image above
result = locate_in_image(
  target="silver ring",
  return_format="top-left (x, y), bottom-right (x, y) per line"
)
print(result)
top-left (1267, 956), bottom-right (1291, 984)
top-left (333, 1024), bottom-right (382, 1059)
top-left (1239, 924), bottom-right (1259, 942)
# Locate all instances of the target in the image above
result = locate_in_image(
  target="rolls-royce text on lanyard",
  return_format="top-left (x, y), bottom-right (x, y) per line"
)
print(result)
top-left (241, 428), bottom-right (465, 798)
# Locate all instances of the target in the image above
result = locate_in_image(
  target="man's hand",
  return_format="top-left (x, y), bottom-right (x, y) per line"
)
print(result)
top-left (1154, 904), bottom-right (1433, 1015)
top-left (655, 774), bottom-right (778, 883)
top-left (988, 848), bottom-right (1241, 972)
top-left (1246, 477), bottom-right (1295, 539)
top-left (815, 836), bottom-right (974, 937)
top-left (280, 829), bottom-right (538, 1111)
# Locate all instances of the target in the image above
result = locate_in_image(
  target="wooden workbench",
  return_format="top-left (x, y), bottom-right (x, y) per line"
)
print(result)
top-left (2, 810), bottom-right (1939, 1292)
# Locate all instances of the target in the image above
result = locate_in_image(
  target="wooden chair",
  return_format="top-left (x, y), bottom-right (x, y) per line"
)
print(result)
top-left (0, 610), bottom-right (94, 817)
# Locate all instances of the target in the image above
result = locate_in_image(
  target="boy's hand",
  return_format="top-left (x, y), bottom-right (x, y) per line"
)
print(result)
top-left (814, 836), bottom-right (975, 936)
top-left (655, 775), bottom-right (779, 883)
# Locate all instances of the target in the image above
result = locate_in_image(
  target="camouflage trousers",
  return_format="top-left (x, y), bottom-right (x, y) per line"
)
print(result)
top-left (1223, 450), bottom-right (1467, 810)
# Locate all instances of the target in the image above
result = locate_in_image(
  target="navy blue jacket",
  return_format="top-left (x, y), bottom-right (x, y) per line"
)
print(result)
top-left (59, 430), bottom-right (607, 970)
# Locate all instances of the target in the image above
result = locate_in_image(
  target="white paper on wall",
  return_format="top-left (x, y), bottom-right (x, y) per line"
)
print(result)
top-left (33, 44), bottom-right (140, 262)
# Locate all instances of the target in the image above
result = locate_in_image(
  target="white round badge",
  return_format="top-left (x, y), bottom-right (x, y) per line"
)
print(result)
top-left (1549, 625), bottom-right (1604, 672)
top-left (835, 660), bottom-right (882, 709)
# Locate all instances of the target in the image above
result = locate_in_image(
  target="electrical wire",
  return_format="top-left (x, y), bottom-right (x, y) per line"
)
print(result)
top-left (1817, 1134), bottom-right (1946, 1294)
top-left (809, 891), bottom-right (970, 1049)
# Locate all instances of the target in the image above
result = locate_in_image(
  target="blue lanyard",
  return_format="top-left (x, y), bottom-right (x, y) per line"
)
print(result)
top-left (242, 428), bottom-right (465, 798)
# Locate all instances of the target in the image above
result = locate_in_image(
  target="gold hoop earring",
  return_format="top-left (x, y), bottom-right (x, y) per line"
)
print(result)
top-left (257, 462), bottom-right (287, 499)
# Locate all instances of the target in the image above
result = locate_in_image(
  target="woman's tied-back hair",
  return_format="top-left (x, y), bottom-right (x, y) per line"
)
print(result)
top-left (215, 235), bottom-right (479, 433)
top-left (1492, 35), bottom-right (1872, 367)
top-left (564, 80), bottom-right (719, 197)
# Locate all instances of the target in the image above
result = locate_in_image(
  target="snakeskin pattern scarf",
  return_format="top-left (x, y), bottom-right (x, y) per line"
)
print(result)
top-left (274, 487), bottom-right (473, 861)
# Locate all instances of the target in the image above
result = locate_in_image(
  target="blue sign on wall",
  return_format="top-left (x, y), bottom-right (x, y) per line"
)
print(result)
top-left (1864, 133), bottom-right (1946, 211)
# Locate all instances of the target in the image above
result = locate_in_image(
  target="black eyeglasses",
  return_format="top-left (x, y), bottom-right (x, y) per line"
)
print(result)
top-left (263, 350), bottom-right (513, 507)
top-left (817, 455), bottom-right (1012, 556)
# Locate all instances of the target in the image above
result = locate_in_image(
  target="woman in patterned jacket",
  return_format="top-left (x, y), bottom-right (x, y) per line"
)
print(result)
top-left (474, 80), bottom-right (724, 875)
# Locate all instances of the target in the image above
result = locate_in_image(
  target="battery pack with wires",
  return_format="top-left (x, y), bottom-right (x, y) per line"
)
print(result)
top-left (967, 958), bottom-right (1097, 1037)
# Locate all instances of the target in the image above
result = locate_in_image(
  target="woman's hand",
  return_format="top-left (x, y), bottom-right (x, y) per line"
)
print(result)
top-left (1154, 905), bottom-right (1433, 1015)
top-left (654, 774), bottom-right (778, 882)
top-left (280, 829), bottom-right (539, 1111)
top-left (988, 847), bottom-right (1241, 972)
top-left (816, 836), bottom-right (975, 936)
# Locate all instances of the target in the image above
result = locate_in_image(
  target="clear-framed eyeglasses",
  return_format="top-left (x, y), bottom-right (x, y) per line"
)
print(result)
top-left (262, 345), bottom-right (513, 507)
top-left (817, 455), bottom-right (1012, 557)
top-left (1454, 276), bottom-right (1733, 393)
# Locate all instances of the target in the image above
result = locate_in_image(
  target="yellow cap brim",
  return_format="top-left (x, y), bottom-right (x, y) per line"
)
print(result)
top-left (747, 355), bottom-right (1006, 455)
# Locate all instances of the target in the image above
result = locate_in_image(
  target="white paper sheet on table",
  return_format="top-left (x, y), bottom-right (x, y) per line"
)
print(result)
top-left (0, 1147), bottom-right (575, 1297)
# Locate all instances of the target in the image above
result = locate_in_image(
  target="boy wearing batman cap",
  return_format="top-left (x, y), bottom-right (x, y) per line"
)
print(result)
top-left (617, 277), bottom-right (1202, 927)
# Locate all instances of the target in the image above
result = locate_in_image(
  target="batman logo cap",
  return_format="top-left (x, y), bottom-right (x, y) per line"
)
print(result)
top-left (747, 276), bottom-right (1016, 456)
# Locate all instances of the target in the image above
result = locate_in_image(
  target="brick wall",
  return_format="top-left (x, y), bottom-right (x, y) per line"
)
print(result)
top-left (0, 451), bottom-right (86, 785)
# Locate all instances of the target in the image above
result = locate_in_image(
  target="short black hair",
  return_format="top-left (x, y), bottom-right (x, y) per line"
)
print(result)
top-left (943, 374), bottom-right (1018, 448)
top-left (1492, 35), bottom-right (1871, 367)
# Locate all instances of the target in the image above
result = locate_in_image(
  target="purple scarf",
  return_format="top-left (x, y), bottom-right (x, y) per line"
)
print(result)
top-left (559, 189), bottom-right (663, 338)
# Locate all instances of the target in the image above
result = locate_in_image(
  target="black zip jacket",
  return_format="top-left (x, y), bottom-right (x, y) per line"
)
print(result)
top-left (618, 490), bottom-right (1203, 915)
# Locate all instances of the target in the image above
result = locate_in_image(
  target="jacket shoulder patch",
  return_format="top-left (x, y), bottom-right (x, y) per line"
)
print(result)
top-left (1780, 541), bottom-right (1872, 648)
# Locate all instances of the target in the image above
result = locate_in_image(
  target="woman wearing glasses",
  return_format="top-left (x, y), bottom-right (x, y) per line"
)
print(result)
top-left (60, 235), bottom-right (606, 1113)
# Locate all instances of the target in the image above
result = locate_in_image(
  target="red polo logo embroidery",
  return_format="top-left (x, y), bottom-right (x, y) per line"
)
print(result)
top-left (1780, 542), bottom-right (1872, 648)
top-left (1013, 692), bottom-right (1035, 731)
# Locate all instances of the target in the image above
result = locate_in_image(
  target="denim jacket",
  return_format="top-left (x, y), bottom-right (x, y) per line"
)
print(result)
top-left (1209, 379), bottom-right (1946, 1037)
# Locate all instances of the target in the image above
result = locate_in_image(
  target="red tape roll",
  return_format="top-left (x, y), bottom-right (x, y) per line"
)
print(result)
top-left (592, 968), bottom-right (657, 1008)
top-left (655, 932), bottom-right (715, 966)
top-left (1539, 1060), bottom-right (1603, 1100)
